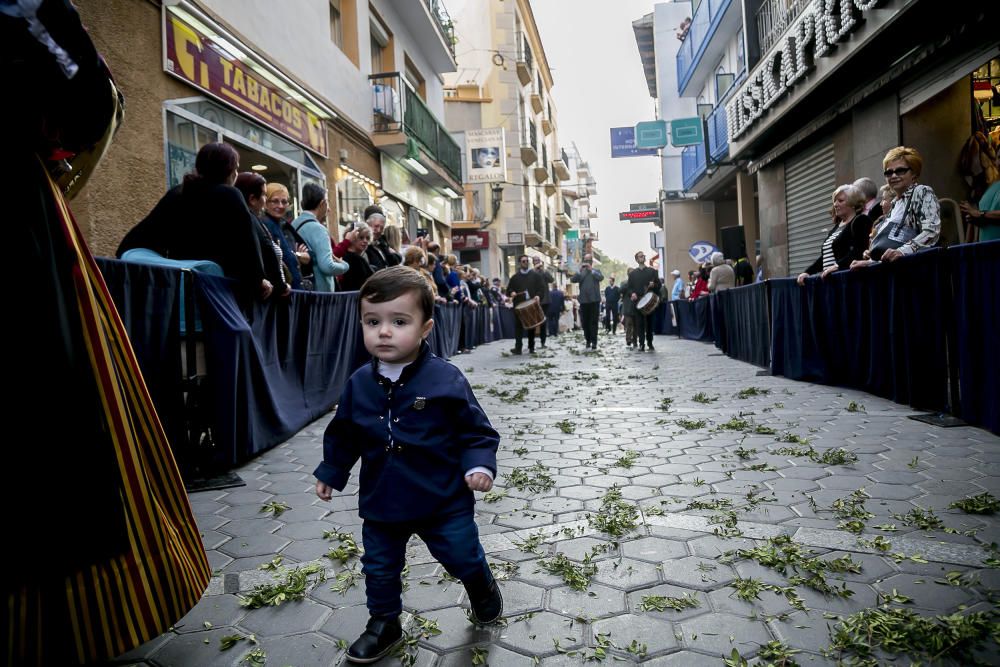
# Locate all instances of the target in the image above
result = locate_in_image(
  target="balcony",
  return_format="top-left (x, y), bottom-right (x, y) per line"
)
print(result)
top-left (526, 205), bottom-right (542, 246)
top-left (534, 144), bottom-right (548, 182)
top-left (541, 115), bottom-right (553, 136)
top-left (386, 0), bottom-right (456, 72)
top-left (682, 142), bottom-right (707, 191)
top-left (530, 89), bottom-right (544, 114)
top-left (516, 36), bottom-right (533, 87)
top-left (675, 0), bottom-right (739, 97)
top-left (545, 167), bottom-right (557, 196)
top-left (756, 0), bottom-right (810, 57)
top-left (552, 150), bottom-right (571, 181)
top-left (520, 120), bottom-right (538, 166)
top-left (370, 72), bottom-right (461, 187)
top-left (555, 199), bottom-right (572, 230)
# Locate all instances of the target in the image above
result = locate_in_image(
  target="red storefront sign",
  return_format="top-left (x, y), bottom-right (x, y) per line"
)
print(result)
top-left (164, 13), bottom-right (328, 156)
top-left (452, 231), bottom-right (490, 251)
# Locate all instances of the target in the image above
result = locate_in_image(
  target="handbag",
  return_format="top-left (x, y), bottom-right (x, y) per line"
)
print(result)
top-left (869, 190), bottom-right (917, 261)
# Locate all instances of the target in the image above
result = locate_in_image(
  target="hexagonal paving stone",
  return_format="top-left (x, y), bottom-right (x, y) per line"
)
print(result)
top-left (217, 518), bottom-right (283, 538)
top-left (677, 611), bottom-right (773, 657)
top-left (402, 575), bottom-right (465, 613)
top-left (553, 536), bottom-right (620, 562)
top-left (636, 650), bottom-right (722, 666)
top-left (149, 629), bottom-right (246, 667)
top-left (273, 520), bottom-right (333, 540)
top-left (687, 535), bottom-right (757, 559)
top-left (217, 489), bottom-right (274, 506)
top-left (591, 557), bottom-right (661, 591)
top-left (591, 613), bottom-right (679, 658)
top-left (815, 551), bottom-right (897, 584)
top-left (239, 598), bottom-right (331, 636)
top-left (438, 644), bottom-right (537, 666)
top-left (171, 595), bottom-right (247, 634)
top-left (494, 509), bottom-right (556, 530)
top-left (660, 556), bottom-right (736, 591)
top-left (558, 485), bottom-right (607, 501)
top-left (530, 496), bottom-right (585, 513)
top-left (408, 606), bottom-right (501, 651)
top-left (496, 610), bottom-right (584, 657)
top-left (252, 631), bottom-right (343, 666)
top-left (877, 573), bottom-right (980, 612)
top-left (549, 583), bottom-right (626, 620)
top-left (795, 580), bottom-right (878, 615)
top-left (310, 571), bottom-right (369, 609)
top-left (317, 602), bottom-right (370, 643)
top-left (621, 536), bottom-right (688, 563)
top-left (626, 584), bottom-right (709, 622)
top-left (217, 533), bottom-right (290, 558)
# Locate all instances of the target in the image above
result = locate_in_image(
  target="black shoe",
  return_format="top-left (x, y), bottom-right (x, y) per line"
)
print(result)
top-left (510, 348), bottom-right (522, 355)
top-left (528, 348), bottom-right (536, 354)
top-left (647, 344), bottom-right (655, 351)
top-left (469, 578), bottom-right (504, 625)
top-left (347, 616), bottom-right (403, 664)
top-left (639, 345), bottom-right (645, 351)
top-left (541, 343), bottom-right (547, 348)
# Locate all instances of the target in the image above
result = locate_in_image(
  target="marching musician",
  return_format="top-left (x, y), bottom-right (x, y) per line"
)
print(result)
top-left (505, 254), bottom-right (547, 355)
top-left (627, 250), bottom-right (661, 352)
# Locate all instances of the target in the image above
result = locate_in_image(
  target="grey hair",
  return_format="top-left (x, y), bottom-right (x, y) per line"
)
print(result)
top-left (711, 251), bottom-right (725, 266)
top-left (853, 177), bottom-right (878, 200)
top-left (832, 184), bottom-right (866, 211)
top-left (353, 221), bottom-right (372, 238)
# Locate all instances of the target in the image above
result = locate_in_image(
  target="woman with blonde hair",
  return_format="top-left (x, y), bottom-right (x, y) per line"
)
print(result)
top-left (403, 245), bottom-right (438, 296)
top-left (796, 184), bottom-right (873, 285)
top-left (853, 146), bottom-right (940, 268)
top-left (261, 182), bottom-right (303, 287)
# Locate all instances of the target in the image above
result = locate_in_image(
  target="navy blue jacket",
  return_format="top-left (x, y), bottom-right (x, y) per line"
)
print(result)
top-left (314, 343), bottom-right (499, 522)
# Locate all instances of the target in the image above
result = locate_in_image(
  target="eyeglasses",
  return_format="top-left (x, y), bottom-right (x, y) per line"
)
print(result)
top-left (883, 167), bottom-right (911, 178)
top-left (268, 198), bottom-right (290, 205)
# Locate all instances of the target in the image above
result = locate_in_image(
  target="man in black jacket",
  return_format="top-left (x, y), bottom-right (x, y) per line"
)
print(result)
top-left (506, 254), bottom-right (547, 354)
top-left (532, 256), bottom-right (554, 348)
top-left (626, 251), bottom-right (661, 351)
top-left (603, 276), bottom-right (621, 334)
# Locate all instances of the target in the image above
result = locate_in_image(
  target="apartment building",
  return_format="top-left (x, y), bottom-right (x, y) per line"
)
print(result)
top-left (73, 0), bottom-right (462, 254)
top-left (443, 0), bottom-right (569, 281)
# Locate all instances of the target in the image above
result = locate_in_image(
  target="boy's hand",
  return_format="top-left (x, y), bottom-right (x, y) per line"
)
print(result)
top-left (315, 480), bottom-right (334, 501)
top-left (465, 472), bottom-right (493, 492)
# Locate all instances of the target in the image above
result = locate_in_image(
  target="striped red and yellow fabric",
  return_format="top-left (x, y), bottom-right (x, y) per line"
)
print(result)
top-left (3, 169), bottom-right (210, 666)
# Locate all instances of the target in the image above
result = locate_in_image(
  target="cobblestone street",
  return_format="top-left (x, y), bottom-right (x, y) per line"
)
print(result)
top-left (122, 332), bottom-right (1000, 666)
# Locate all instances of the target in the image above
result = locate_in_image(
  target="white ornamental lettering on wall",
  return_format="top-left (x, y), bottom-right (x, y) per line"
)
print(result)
top-left (726, 0), bottom-right (890, 142)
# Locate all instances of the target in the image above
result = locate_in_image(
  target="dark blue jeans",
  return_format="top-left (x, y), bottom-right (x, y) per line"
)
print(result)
top-left (361, 510), bottom-right (489, 617)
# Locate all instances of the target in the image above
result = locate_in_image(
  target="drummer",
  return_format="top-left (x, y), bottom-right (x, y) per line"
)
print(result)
top-left (506, 254), bottom-right (548, 355)
top-left (626, 250), bottom-right (661, 352)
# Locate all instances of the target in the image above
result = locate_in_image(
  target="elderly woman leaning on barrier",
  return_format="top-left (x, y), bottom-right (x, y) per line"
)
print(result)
top-left (851, 146), bottom-right (940, 269)
top-left (336, 221), bottom-right (374, 291)
top-left (797, 184), bottom-right (873, 285)
top-left (707, 252), bottom-right (735, 292)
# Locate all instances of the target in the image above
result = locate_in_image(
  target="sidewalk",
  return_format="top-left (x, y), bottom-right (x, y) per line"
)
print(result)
top-left (116, 330), bottom-right (1000, 666)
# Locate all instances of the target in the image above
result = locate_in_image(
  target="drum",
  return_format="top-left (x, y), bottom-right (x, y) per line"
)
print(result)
top-left (637, 291), bottom-right (660, 315)
top-left (514, 297), bottom-right (546, 330)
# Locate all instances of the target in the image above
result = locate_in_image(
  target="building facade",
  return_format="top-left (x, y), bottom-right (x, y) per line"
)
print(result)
top-left (443, 0), bottom-right (568, 281)
top-left (74, 0), bottom-right (462, 255)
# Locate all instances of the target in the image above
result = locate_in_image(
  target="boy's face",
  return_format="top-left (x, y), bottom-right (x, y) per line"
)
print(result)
top-left (361, 292), bottom-right (434, 364)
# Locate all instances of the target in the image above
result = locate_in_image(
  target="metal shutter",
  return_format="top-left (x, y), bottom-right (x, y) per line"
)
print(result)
top-left (785, 142), bottom-right (836, 276)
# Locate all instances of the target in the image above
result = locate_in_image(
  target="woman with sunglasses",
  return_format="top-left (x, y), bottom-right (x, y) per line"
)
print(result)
top-left (852, 146), bottom-right (940, 268)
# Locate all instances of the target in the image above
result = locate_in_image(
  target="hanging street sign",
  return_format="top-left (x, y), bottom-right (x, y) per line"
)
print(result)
top-left (634, 120), bottom-right (669, 149)
top-left (619, 209), bottom-right (660, 224)
top-left (610, 126), bottom-right (659, 157)
top-left (670, 117), bottom-right (704, 147)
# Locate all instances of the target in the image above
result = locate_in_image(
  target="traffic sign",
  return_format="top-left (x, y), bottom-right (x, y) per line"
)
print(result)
top-left (670, 117), bottom-right (704, 147)
top-left (634, 120), bottom-right (668, 149)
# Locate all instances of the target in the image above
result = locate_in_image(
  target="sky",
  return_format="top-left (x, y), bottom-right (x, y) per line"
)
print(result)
top-left (531, 0), bottom-right (662, 264)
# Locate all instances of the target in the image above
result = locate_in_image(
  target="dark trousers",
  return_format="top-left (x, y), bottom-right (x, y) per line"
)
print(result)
top-left (546, 309), bottom-right (560, 336)
top-left (604, 306), bottom-right (619, 333)
top-left (513, 318), bottom-right (536, 351)
top-left (635, 310), bottom-right (654, 347)
top-left (361, 511), bottom-right (490, 617)
top-left (538, 304), bottom-right (549, 346)
top-left (581, 302), bottom-right (599, 347)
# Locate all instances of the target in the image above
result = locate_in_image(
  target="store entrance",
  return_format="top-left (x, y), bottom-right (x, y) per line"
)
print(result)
top-left (226, 141), bottom-right (298, 209)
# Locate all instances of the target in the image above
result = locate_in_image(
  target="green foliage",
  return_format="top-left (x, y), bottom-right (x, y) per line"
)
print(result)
top-left (536, 553), bottom-right (597, 591)
top-left (638, 593), bottom-right (700, 612)
top-left (504, 462), bottom-right (555, 493)
top-left (734, 386), bottom-right (771, 399)
top-left (692, 392), bottom-right (719, 404)
top-left (589, 486), bottom-right (640, 537)
top-left (239, 564), bottom-right (326, 608)
top-left (259, 501), bottom-right (291, 517)
top-left (949, 492), bottom-right (1000, 514)
top-left (675, 417), bottom-right (709, 430)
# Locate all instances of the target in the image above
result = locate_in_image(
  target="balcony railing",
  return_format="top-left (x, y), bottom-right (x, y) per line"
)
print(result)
top-left (522, 119), bottom-right (537, 148)
top-left (532, 205), bottom-right (541, 234)
top-left (707, 69), bottom-right (744, 162)
top-left (545, 217), bottom-right (551, 241)
top-left (756, 0), bottom-right (810, 56)
top-left (424, 0), bottom-right (456, 58)
top-left (676, 0), bottom-right (732, 94)
top-left (370, 72), bottom-right (461, 183)
top-left (564, 199), bottom-right (571, 217)
top-left (682, 142), bottom-right (707, 191)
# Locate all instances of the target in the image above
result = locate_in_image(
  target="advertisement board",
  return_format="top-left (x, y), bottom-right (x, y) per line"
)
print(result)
top-left (466, 128), bottom-right (506, 183)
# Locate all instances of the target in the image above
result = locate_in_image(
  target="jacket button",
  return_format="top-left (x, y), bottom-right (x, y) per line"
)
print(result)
top-left (379, 416), bottom-right (384, 421)
top-left (385, 446), bottom-right (390, 451)
top-left (393, 417), bottom-right (399, 423)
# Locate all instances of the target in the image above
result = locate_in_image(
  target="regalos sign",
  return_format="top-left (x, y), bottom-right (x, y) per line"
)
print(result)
top-left (164, 12), bottom-right (328, 156)
top-left (727, 0), bottom-right (889, 142)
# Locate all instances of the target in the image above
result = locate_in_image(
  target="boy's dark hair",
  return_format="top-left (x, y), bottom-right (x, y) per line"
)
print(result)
top-left (359, 266), bottom-right (434, 322)
top-left (301, 182), bottom-right (326, 210)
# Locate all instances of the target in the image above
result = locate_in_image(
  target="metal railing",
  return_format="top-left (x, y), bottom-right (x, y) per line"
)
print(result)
top-left (424, 0), bottom-right (456, 59)
top-left (682, 143), bottom-right (707, 191)
top-left (564, 199), bottom-right (572, 217)
top-left (756, 0), bottom-right (810, 56)
top-left (518, 35), bottom-right (533, 71)
top-left (545, 217), bottom-right (551, 242)
top-left (369, 72), bottom-right (461, 183)
top-left (676, 0), bottom-right (732, 93)
top-left (707, 69), bottom-right (744, 162)
top-left (532, 205), bottom-right (541, 234)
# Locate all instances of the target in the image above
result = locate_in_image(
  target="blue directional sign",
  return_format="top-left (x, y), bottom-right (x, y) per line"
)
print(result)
top-left (689, 240), bottom-right (718, 264)
top-left (610, 127), bottom-right (658, 158)
top-left (634, 120), bottom-right (669, 149)
top-left (670, 117), bottom-right (704, 147)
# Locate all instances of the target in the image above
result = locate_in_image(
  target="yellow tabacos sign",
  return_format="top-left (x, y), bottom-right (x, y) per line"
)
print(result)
top-left (164, 13), bottom-right (327, 157)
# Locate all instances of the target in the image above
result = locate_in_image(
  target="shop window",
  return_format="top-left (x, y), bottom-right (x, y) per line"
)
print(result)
top-left (716, 66), bottom-right (735, 101)
top-left (450, 197), bottom-right (465, 222)
top-left (336, 175), bottom-right (373, 235)
top-left (166, 112), bottom-right (218, 189)
top-left (736, 28), bottom-right (745, 73)
top-left (973, 58), bottom-right (1000, 130)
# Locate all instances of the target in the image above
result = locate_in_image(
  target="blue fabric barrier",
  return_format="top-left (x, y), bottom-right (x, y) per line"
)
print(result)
top-left (719, 283), bottom-right (770, 368)
top-left (193, 275), bottom-right (364, 467)
top-left (431, 302), bottom-right (462, 359)
top-left (948, 240), bottom-right (1000, 433)
top-left (498, 306), bottom-right (517, 339)
top-left (709, 293), bottom-right (726, 351)
top-left (673, 298), bottom-right (715, 342)
top-left (652, 300), bottom-right (678, 335)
